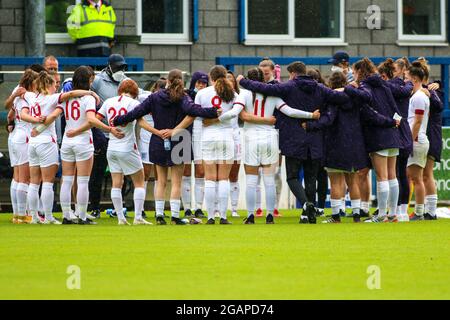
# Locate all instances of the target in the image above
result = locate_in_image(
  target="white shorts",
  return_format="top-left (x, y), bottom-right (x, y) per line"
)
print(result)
top-left (10, 141), bottom-right (29, 166)
top-left (374, 148), bottom-right (399, 157)
top-left (243, 130), bottom-right (279, 167)
top-left (408, 142), bottom-right (429, 169)
top-left (28, 142), bottom-right (59, 168)
top-left (60, 143), bottom-right (94, 163)
top-left (107, 149), bottom-right (143, 176)
top-left (138, 139), bottom-right (152, 165)
top-left (202, 130), bottom-right (234, 162)
top-left (193, 128), bottom-right (202, 162)
top-left (233, 128), bottom-right (241, 162)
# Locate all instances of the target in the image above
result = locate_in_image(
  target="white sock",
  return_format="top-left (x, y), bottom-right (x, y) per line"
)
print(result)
top-left (214, 182), bottom-right (219, 212)
top-left (230, 182), bottom-right (239, 212)
top-left (340, 197), bottom-right (346, 213)
top-left (10, 180), bottom-right (18, 215)
top-left (27, 183), bottom-right (40, 218)
top-left (415, 203), bottom-right (425, 216)
top-left (38, 198), bottom-right (44, 213)
top-left (256, 173), bottom-right (262, 210)
top-left (351, 199), bottom-right (361, 216)
top-left (388, 179), bottom-right (399, 217)
top-left (170, 199), bottom-right (181, 218)
top-left (181, 176), bottom-right (192, 211)
top-left (16, 183), bottom-right (28, 217)
top-left (263, 174), bottom-right (276, 216)
top-left (361, 201), bottom-right (370, 213)
top-left (246, 175), bottom-right (258, 217)
top-left (133, 187), bottom-right (146, 220)
top-left (41, 182), bottom-right (54, 220)
top-left (204, 180), bottom-right (217, 220)
top-left (376, 181), bottom-right (389, 217)
top-left (331, 199), bottom-right (342, 216)
top-left (400, 204), bottom-right (408, 216)
top-left (275, 167), bottom-right (282, 209)
top-left (425, 194), bottom-right (438, 217)
top-left (194, 178), bottom-right (205, 210)
top-left (60, 176), bottom-right (74, 219)
top-left (77, 176), bottom-right (90, 221)
top-left (155, 200), bottom-right (165, 217)
top-left (111, 188), bottom-right (124, 220)
top-left (218, 180), bottom-right (230, 219)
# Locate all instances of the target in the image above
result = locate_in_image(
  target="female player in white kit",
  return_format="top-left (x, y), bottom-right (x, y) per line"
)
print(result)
top-left (32, 66), bottom-right (123, 225)
top-left (21, 71), bottom-right (98, 224)
top-left (97, 79), bottom-right (151, 225)
top-left (9, 70), bottom-right (38, 223)
top-left (196, 65), bottom-right (242, 224)
top-left (238, 67), bottom-right (319, 224)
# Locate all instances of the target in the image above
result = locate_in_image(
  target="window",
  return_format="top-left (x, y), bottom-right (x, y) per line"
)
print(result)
top-left (45, 0), bottom-right (79, 44)
top-left (137, 0), bottom-right (191, 44)
top-left (244, 0), bottom-right (345, 45)
top-left (398, 0), bottom-right (447, 43)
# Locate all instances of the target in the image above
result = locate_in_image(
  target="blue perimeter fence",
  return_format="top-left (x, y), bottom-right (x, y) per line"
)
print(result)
top-left (216, 56), bottom-right (450, 126)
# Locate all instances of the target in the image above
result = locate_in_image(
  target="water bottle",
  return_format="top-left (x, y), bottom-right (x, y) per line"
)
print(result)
top-left (164, 138), bottom-right (171, 151)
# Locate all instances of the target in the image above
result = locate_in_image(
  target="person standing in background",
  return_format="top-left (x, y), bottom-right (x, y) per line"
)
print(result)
top-left (67, 0), bottom-right (116, 57)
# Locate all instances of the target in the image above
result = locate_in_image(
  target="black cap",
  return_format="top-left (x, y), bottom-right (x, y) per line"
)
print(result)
top-left (108, 54), bottom-right (127, 68)
top-left (328, 51), bottom-right (350, 65)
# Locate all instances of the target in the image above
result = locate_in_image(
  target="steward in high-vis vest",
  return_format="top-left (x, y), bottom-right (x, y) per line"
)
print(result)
top-left (67, 0), bottom-right (116, 57)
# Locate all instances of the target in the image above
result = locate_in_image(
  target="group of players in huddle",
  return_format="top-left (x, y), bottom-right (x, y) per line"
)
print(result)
top-left (5, 55), bottom-right (443, 225)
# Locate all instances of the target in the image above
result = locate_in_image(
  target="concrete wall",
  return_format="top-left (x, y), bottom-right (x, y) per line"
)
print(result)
top-left (0, 0), bottom-right (448, 76)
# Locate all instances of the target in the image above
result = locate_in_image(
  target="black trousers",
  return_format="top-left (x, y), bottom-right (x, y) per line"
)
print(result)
top-left (317, 166), bottom-right (328, 209)
top-left (88, 148), bottom-right (108, 211)
top-left (285, 156), bottom-right (320, 206)
top-left (397, 154), bottom-right (410, 205)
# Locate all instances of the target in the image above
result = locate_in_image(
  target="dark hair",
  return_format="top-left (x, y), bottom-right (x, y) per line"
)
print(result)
top-left (287, 61), bottom-right (306, 76)
top-left (378, 58), bottom-right (395, 80)
top-left (416, 57), bottom-right (430, 83)
top-left (259, 57), bottom-right (275, 70)
top-left (247, 67), bottom-right (266, 105)
top-left (408, 60), bottom-right (428, 82)
top-left (19, 69), bottom-right (38, 91)
top-left (28, 64), bottom-right (47, 73)
top-left (118, 79), bottom-right (139, 98)
top-left (226, 70), bottom-right (240, 94)
top-left (72, 66), bottom-right (95, 90)
top-left (306, 68), bottom-right (325, 84)
top-left (328, 71), bottom-right (347, 90)
top-left (35, 71), bottom-right (55, 94)
top-left (395, 56), bottom-right (410, 71)
top-left (353, 57), bottom-right (376, 83)
top-left (210, 65), bottom-right (234, 103)
top-left (150, 77), bottom-right (167, 93)
top-left (167, 69), bottom-right (185, 102)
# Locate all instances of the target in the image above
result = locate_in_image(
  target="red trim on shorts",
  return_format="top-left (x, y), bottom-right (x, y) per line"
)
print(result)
top-left (51, 136), bottom-right (56, 143)
top-left (89, 137), bottom-right (93, 144)
top-left (415, 109), bottom-right (425, 115)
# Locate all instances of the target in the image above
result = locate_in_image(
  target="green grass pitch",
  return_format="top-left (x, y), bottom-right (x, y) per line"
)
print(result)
top-left (0, 210), bottom-right (449, 300)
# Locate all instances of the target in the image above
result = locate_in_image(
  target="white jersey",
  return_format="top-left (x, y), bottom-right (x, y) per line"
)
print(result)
top-left (137, 92), bottom-right (154, 144)
top-left (239, 89), bottom-right (285, 131)
top-left (60, 95), bottom-right (97, 145)
top-left (194, 86), bottom-right (238, 134)
top-left (98, 95), bottom-right (140, 152)
top-left (408, 90), bottom-right (430, 144)
top-left (12, 91), bottom-right (35, 143)
top-left (29, 93), bottom-right (62, 145)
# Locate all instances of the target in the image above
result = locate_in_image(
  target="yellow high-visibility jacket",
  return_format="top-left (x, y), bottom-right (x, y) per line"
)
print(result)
top-left (67, 2), bottom-right (116, 42)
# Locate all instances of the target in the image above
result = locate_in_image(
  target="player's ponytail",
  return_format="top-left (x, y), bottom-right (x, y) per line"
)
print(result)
top-left (35, 71), bottom-right (55, 95)
top-left (353, 57), bottom-right (376, 83)
top-left (19, 69), bottom-right (38, 91)
top-left (210, 65), bottom-right (234, 103)
top-left (415, 57), bottom-right (430, 83)
top-left (167, 69), bottom-right (185, 103)
top-left (408, 61), bottom-right (427, 82)
top-left (247, 67), bottom-right (265, 104)
top-left (377, 58), bottom-right (395, 80)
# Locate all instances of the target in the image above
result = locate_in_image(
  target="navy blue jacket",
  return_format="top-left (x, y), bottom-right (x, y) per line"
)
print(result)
top-left (386, 78), bottom-right (413, 156)
top-left (427, 83), bottom-right (444, 162)
top-left (344, 75), bottom-right (401, 153)
top-left (305, 93), bottom-right (369, 171)
top-left (240, 76), bottom-right (349, 160)
top-left (113, 90), bottom-right (218, 167)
